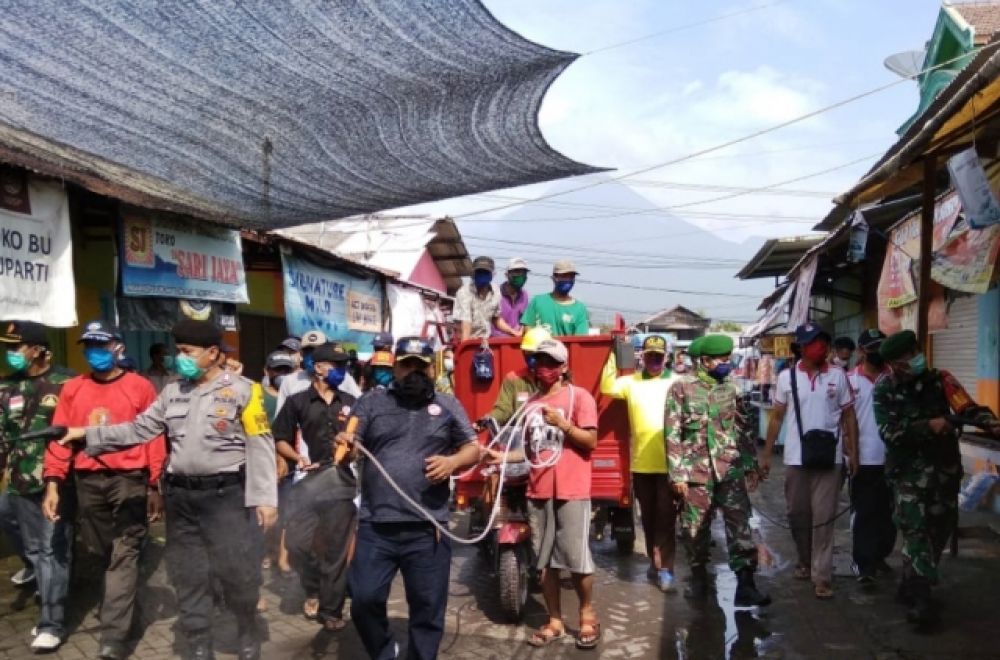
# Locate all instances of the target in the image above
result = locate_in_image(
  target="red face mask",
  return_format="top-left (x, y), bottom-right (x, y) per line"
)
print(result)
top-left (802, 340), bottom-right (829, 363)
top-left (534, 365), bottom-right (562, 388)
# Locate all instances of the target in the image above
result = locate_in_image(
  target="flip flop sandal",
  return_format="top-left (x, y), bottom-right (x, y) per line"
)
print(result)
top-left (793, 565), bottom-right (810, 580)
top-left (814, 583), bottom-right (834, 600)
top-left (303, 598), bottom-right (320, 620)
top-left (576, 620), bottom-right (601, 650)
top-left (527, 623), bottom-right (564, 647)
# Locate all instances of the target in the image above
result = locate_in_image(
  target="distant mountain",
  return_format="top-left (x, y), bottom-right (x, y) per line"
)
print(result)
top-left (456, 175), bottom-right (775, 326)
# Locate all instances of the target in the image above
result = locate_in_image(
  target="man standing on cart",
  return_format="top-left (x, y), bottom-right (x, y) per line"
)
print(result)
top-left (600, 335), bottom-right (679, 592)
top-left (665, 334), bottom-right (771, 607)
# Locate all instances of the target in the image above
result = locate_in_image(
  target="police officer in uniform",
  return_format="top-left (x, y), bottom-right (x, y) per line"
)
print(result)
top-left (61, 320), bottom-right (277, 660)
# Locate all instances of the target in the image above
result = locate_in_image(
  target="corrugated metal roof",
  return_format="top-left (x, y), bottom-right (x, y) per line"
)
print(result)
top-left (736, 236), bottom-right (825, 280)
top-left (0, 1), bottom-right (603, 229)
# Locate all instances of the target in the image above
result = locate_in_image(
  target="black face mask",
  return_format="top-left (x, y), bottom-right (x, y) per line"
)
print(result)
top-left (865, 351), bottom-right (885, 368)
top-left (393, 370), bottom-right (436, 404)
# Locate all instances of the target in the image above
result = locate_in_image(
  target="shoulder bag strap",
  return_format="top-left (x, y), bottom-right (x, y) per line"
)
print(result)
top-left (789, 360), bottom-right (806, 439)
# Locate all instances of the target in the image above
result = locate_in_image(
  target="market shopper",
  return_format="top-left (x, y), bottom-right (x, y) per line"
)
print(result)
top-left (666, 334), bottom-right (770, 606)
top-left (272, 343), bottom-right (357, 631)
top-left (366, 349), bottom-right (395, 392)
top-left (435, 347), bottom-right (455, 395)
top-left (59, 320), bottom-right (278, 660)
top-left (520, 260), bottom-right (590, 336)
top-left (41, 321), bottom-right (166, 660)
top-left (143, 342), bottom-right (175, 393)
top-left (0, 320), bottom-right (74, 653)
top-left (454, 256), bottom-right (520, 340)
top-left (482, 327), bottom-right (552, 426)
top-left (600, 335), bottom-right (679, 591)
top-left (846, 329), bottom-right (896, 584)
top-left (494, 257), bottom-right (531, 337)
top-left (761, 322), bottom-right (859, 600)
top-left (337, 336), bottom-right (480, 660)
top-left (832, 336), bottom-right (856, 369)
top-left (874, 330), bottom-right (1000, 627)
top-left (278, 330), bottom-right (362, 407)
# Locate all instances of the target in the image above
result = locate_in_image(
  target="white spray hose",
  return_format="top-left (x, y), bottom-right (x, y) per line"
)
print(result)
top-left (352, 400), bottom-right (533, 545)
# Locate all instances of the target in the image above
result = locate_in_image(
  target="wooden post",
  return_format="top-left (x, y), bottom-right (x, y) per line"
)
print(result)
top-left (917, 156), bottom-right (937, 349)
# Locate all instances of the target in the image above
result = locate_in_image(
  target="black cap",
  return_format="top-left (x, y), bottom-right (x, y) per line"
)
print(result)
top-left (857, 328), bottom-right (886, 350)
top-left (472, 256), bottom-right (495, 273)
top-left (0, 320), bottom-right (50, 347)
top-left (833, 336), bottom-right (856, 351)
top-left (277, 337), bottom-right (301, 352)
top-left (171, 319), bottom-right (223, 348)
top-left (78, 320), bottom-right (123, 343)
top-left (312, 343), bottom-right (350, 364)
top-left (794, 322), bottom-right (830, 345)
top-left (372, 332), bottom-right (394, 350)
top-left (395, 336), bottom-right (433, 363)
top-left (266, 351), bottom-right (296, 370)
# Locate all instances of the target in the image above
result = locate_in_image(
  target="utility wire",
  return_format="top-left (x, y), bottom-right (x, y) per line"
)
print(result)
top-left (576, 278), bottom-right (760, 298)
top-left (456, 45), bottom-right (1000, 220)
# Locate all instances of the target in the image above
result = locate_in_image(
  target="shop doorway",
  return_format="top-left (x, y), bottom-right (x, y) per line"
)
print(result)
top-left (239, 314), bottom-right (290, 381)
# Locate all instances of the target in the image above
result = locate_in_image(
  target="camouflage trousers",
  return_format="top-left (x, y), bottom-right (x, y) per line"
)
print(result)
top-left (680, 478), bottom-right (757, 572)
top-left (891, 471), bottom-right (960, 582)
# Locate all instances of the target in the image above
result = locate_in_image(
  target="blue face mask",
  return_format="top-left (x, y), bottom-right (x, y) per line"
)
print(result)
top-left (908, 353), bottom-right (927, 376)
top-left (373, 368), bottom-right (393, 387)
top-left (325, 365), bottom-right (347, 388)
top-left (525, 354), bottom-right (537, 370)
top-left (708, 363), bottom-right (733, 382)
top-left (302, 353), bottom-right (315, 373)
top-left (5, 350), bottom-right (28, 372)
top-left (473, 271), bottom-right (493, 288)
top-left (84, 347), bottom-right (116, 373)
top-left (554, 280), bottom-right (574, 295)
top-left (175, 353), bottom-right (205, 380)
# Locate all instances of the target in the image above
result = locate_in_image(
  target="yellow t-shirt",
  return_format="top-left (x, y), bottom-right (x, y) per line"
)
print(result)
top-left (600, 355), bottom-right (675, 474)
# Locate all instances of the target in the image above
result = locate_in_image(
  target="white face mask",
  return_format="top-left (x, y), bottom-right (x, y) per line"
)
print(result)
top-left (443, 358), bottom-right (454, 372)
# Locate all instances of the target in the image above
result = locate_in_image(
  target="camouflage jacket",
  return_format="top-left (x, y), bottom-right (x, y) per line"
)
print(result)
top-left (874, 368), bottom-right (995, 482)
top-left (665, 371), bottom-right (756, 485)
top-left (0, 367), bottom-right (74, 494)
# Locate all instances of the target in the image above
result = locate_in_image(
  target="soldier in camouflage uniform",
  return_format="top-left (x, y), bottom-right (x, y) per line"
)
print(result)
top-left (874, 330), bottom-right (1000, 627)
top-left (665, 334), bottom-right (770, 606)
top-left (0, 321), bottom-right (75, 651)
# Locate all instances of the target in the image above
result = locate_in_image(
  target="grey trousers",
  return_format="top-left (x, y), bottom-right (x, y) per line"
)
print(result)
top-left (784, 466), bottom-right (841, 584)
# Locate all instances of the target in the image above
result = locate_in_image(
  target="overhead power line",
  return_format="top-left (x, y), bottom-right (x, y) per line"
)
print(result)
top-left (576, 278), bottom-right (760, 298)
top-left (456, 45), bottom-right (1000, 220)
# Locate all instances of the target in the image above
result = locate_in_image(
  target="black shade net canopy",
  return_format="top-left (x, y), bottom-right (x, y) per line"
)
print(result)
top-left (0, 0), bottom-right (603, 228)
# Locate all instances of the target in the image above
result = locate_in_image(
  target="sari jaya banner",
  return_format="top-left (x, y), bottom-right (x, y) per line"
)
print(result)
top-left (877, 190), bottom-right (1000, 334)
top-left (0, 170), bottom-right (77, 326)
top-left (119, 206), bottom-right (249, 303)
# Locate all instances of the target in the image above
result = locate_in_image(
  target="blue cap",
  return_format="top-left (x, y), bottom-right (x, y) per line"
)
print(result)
top-left (373, 332), bottom-right (394, 349)
top-left (394, 336), bottom-right (433, 363)
top-left (78, 320), bottom-right (122, 343)
top-left (794, 322), bottom-right (830, 345)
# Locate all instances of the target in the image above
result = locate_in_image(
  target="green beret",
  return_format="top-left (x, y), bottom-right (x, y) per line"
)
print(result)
top-left (700, 334), bottom-right (734, 357)
top-left (880, 329), bottom-right (917, 361)
top-left (687, 336), bottom-right (704, 358)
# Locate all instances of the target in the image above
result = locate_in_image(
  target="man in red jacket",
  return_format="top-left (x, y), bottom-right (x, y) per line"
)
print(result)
top-left (42, 321), bottom-right (165, 660)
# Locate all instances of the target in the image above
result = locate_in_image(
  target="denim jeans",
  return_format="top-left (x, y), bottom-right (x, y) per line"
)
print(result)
top-left (11, 492), bottom-right (73, 637)
top-left (0, 490), bottom-right (29, 567)
top-left (348, 522), bottom-right (451, 660)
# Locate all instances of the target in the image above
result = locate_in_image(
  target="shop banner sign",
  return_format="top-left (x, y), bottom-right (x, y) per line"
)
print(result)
top-left (281, 248), bottom-right (384, 348)
top-left (947, 147), bottom-right (1000, 229)
top-left (0, 171), bottom-right (77, 326)
top-left (119, 207), bottom-right (249, 303)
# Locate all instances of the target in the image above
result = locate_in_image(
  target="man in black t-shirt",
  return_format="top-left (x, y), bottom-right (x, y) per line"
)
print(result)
top-left (336, 337), bottom-right (480, 660)
top-left (272, 343), bottom-right (357, 631)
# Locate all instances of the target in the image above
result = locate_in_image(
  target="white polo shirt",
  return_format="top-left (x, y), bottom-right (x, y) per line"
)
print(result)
top-left (774, 363), bottom-right (854, 466)
top-left (847, 367), bottom-right (888, 466)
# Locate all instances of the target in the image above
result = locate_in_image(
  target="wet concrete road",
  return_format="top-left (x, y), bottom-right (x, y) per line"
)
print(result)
top-left (3, 464), bottom-right (1000, 658)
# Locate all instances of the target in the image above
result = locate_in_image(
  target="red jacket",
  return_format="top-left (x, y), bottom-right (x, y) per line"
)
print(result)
top-left (45, 372), bottom-right (166, 486)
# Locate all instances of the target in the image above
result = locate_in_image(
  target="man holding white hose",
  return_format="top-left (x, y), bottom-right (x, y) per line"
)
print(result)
top-left (335, 336), bottom-right (480, 660)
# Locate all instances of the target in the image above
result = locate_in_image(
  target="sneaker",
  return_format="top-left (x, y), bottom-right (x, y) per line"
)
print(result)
top-left (658, 569), bottom-right (676, 593)
top-left (11, 568), bottom-right (35, 586)
top-left (30, 631), bottom-right (62, 653)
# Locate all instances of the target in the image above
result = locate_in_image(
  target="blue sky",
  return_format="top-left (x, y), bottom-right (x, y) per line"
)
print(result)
top-left (394, 0), bottom-right (948, 323)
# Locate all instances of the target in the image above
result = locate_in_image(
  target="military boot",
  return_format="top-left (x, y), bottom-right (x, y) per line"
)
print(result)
top-left (906, 578), bottom-right (938, 627)
top-left (684, 565), bottom-right (710, 599)
top-left (734, 568), bottom-right (772, 607)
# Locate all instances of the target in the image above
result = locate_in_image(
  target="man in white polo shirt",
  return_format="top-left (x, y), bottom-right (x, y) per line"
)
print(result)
top-left (847, 329), bottom-right (896, 585)
top-left (761, 322), bottom-right (859, 600)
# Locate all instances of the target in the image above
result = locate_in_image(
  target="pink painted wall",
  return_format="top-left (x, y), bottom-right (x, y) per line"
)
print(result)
top-left (407, 249), bottom-right (448, 294)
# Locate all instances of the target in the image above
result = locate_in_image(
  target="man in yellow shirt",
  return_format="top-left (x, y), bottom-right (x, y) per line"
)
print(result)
top-left (600, 335), bottom-right (679, 591)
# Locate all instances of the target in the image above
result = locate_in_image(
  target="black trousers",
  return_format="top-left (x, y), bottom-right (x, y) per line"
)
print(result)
top-left (163, 478), bottom-right (260, 638)
top-left (75, 470), bottom-right (148, 643)
top-left (851, 465), bottom-right (897, 573)
top-left (284, 467), bottom-right (357, 622)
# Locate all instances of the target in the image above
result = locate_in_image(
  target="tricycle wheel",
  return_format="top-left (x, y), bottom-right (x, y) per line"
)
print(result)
top-left (610, 506), bottom-right (636, 556)
top-left (498, 547), bottom-right (528, 622)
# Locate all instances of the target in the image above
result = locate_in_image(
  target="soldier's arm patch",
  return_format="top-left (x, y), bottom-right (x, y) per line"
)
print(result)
top-left (241, 383), bottom-right (271, 436)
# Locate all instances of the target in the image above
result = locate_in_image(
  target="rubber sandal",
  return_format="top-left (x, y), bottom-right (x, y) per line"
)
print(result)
top-left (303, 598), bottom-right (320, 620)
top-left (527, 623), bottom-right (564, 647)
top-left (814, 582), bottom-right (834, 600)
top-left (576, 620), bottom-right (601, 650)
top-left (793, 565), bottom-right (810, 580)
